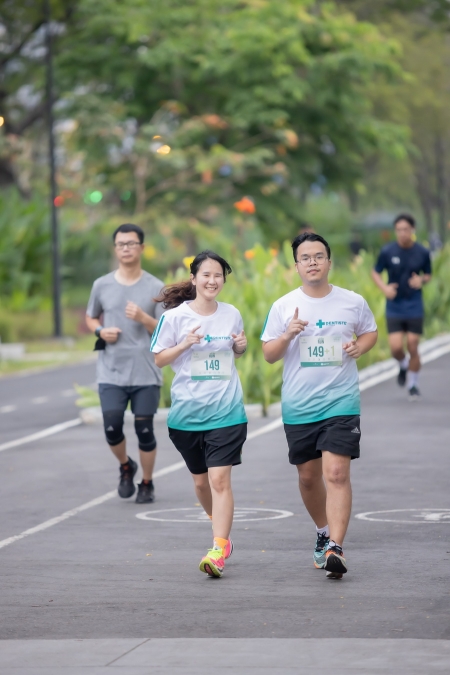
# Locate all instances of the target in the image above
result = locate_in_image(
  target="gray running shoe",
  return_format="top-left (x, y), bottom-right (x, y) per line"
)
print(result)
top-left (135, 481), bottom-right (155, 503)
top-left (118, 457), bottom-right (138, 498)
top-left (313, 532), bottom-right (330, 569)
top-left (397, 367), bottom-right (407, 387)
top-left (408, 386), bottom-right (421, 401)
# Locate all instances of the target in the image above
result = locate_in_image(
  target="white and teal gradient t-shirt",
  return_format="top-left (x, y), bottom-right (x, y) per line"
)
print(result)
top-left (260, 286), bottom-right (377, 425)
top-left (151, 301), bottom-right (247, 431)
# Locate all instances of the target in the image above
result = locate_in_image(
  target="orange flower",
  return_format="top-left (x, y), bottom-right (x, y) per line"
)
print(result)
top-left (234, 197), bottom-right (256, 214)
top-left (244, 249), bottom-right (256, 260)
top-left (202, 169), bottom-right (213, 184)
top-left (269, 248), bottom-right (278, 257)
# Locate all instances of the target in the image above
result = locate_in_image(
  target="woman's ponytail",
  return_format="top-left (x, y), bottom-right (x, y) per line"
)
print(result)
top-left (154, 280), bottom-right (196, 309)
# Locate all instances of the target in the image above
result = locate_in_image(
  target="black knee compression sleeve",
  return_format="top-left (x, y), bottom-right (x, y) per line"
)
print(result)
top-left (103, 410), bottom-right (125, 446)
top-left (134, 416), bottom-right (157, 451)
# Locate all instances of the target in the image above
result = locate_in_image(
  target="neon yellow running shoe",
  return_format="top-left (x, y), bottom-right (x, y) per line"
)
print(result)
top-left (199, 548), bottom-right (225, 577)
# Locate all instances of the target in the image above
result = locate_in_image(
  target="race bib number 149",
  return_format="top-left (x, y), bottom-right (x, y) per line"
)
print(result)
top-left (300, 334), bottom-right (342, 367)
top-left (191, 350), bottom-right (232, 380)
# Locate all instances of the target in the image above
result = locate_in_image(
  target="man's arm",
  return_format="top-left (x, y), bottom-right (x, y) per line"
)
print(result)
top-left (262, 308), bottom-right (308, 364)
top-left (85, 315), bottom-right (122, 343)
top-left (371, 269), bottom-right (398, 300)
top-left (125, 302), bottom-right (158, 333)
top-left (408, 272), bottom-right (431, 290)
top-left (343, 331), bottom-right (378, 359)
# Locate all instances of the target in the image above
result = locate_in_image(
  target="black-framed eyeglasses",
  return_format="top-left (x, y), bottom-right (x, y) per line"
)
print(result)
top-left (295, 254), bottom-right (328, 267)
top-left (114, 241), bottom-right (142, 250)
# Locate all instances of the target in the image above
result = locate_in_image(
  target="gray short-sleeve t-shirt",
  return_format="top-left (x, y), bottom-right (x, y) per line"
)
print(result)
top-left (86, 271), bottom-right (165, 386)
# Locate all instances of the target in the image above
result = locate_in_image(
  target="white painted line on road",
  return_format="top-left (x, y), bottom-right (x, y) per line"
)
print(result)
top-left (355, 508), bottom-right (450, 524)
top-left (0, 405), bottom-right (17, 414)
top-left (0, 419), bottom-right (82, 453)
top-left (0, 417), bottom-right (283, 550)
top-left (0, 461), bottom-right (186, 550)
top-left (247, 417), bottom-right (283, 439)
top-left (31, 396), bottom-right (48, 405)
top-left (136, 507), bottom-right (294, 523)
top-left (61, 389), bottom-right (77, 397)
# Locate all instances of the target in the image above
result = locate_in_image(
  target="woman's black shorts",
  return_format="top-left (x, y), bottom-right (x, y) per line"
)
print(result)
top-left (168, 423), bottom-right (247, 475)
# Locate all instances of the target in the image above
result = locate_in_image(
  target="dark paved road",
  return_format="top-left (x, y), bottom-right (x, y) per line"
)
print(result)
top-left (0, 355), bottom-right (449, 672)
top-left (0, 361), bottom-right (95, 444)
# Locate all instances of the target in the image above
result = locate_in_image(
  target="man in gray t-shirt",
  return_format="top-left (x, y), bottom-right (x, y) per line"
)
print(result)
top-left (86, 223), bottom-right (165, 504)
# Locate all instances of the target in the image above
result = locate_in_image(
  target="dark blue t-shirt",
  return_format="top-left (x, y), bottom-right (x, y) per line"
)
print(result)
top-left (374, 242), bottom-right (431, 318)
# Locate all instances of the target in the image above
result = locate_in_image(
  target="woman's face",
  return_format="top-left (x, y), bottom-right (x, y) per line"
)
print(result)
top-left (191, 258), bottom-right (225, 301)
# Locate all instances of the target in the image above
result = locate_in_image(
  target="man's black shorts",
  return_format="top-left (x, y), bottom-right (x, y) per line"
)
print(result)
top-left (168, 423), bottom-right (247, 475)
top-left (98, 384), bottom-right (160, 416)
top-left (284, 415), bottom-right (361, 466)
top-left (386, 317), bottom-right (423, 335)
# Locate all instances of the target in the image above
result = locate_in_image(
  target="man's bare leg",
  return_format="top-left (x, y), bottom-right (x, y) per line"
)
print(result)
top-left (296, 458), bottom-right (327, 528)
top-left (322, 451), bottom-right (352, 547)
top-left (109, 438), bottom-right (128, 464)
top-left (139, 448), bottom-right (157, 481)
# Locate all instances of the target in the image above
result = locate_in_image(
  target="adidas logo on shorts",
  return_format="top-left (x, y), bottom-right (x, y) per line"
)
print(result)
top-left (350, 427), bottom-right (360, 434)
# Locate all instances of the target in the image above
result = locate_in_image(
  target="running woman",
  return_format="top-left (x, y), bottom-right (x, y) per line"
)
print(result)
top-left (86, 223), bottom-right (164, 503)
top-left (371, 214), bottom-right (432, 400)
top-left (151, 251), bottom-right (248, 578)
top-left (261, 233), bottom-right (377, 579)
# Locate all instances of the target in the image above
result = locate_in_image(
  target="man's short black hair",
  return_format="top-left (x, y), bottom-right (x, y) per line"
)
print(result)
top-left (113, 223), bottom-right (144, 244)
top-left (291, 232), bottom-right (331, 262)
top-left (394, 213), bottom-right (415, 228)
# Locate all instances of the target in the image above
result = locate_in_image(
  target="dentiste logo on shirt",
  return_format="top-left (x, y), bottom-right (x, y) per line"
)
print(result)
top-left (315, 319), bottom-right (347, 328)
top-left (204, 335), bottom-right (232, 342)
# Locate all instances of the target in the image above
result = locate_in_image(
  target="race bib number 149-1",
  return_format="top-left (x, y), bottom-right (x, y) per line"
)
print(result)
top-left (191, 350), bottom-right (232, 380)
top-left (300, 334), bottom-right (342, 367)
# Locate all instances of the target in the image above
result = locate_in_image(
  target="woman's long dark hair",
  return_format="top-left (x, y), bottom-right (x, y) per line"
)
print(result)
top-left (155, 250), bottom-right (232, 310)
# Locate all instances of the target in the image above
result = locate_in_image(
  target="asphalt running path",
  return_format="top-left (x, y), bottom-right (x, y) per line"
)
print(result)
top-left (0, 355), bottom-right (449, 672)
top-left (0, 361), bottom-right (95, 445)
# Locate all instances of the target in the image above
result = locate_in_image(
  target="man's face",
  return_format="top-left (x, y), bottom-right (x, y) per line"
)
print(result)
top-left (294, 240), bottom-right (331, 285)
top-left (114, 231), bottom-right (144, 264)
top-left (394, 220), bottom-right (415, 247)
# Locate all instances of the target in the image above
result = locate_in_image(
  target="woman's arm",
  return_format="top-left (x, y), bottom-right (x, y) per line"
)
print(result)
top-left (154, 325), bottom-right (203, 367)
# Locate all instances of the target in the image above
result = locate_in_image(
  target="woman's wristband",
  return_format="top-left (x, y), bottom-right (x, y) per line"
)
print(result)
top-left (233, 345), bottom-right (247, 354)
top-left (95, 326), bottom-right (103, 338)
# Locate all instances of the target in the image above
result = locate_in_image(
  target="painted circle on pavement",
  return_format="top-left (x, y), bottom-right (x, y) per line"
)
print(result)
top-left (355, 508), bottom-right (450, 524)
top-left (136, 507), bottom-right (294, 523)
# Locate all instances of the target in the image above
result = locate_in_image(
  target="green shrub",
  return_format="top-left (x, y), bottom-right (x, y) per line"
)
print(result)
top-left (0, 312), bottom-right (16, 343)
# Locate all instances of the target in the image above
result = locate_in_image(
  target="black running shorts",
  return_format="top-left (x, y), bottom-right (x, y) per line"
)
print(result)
top-left (168, 423), bottom-right (247, 475)
top-left (98, 383), bottom-right (160, 416)
top-left (386, 317), bottom-right (423, 335)
top-left (284, 415), bottom-right (361, 466)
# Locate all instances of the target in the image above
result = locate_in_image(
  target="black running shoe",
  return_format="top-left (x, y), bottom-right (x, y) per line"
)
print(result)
top-left (118, 457), bottom-right (138, 498)
top-left (397, 367), bottom-right (407, 387)
top-left (408, 385), bottom-right (421, 401)
top-left (324, 544), bottom-right (347, 576)
top-left (135, 481), bottom-right (155, 503)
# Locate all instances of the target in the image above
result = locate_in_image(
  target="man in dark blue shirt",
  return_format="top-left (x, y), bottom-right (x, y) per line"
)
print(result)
top-left (371, 214), bottom-right (432, 400)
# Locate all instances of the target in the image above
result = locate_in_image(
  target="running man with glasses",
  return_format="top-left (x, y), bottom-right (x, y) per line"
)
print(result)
top-left (261, 233), bottom-right (377, 579)
top-left (86, 223), bottom-right (164, 503)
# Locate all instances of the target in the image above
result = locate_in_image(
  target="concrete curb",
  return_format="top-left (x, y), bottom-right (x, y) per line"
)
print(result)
top-left (79, 333), bottom-right (450, 425)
